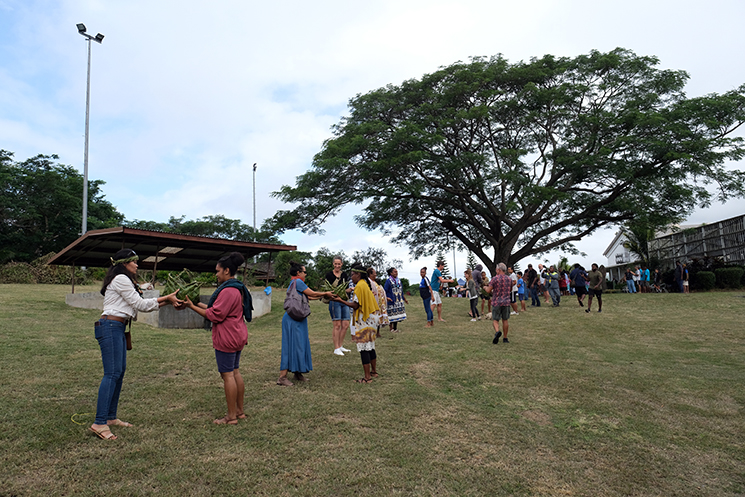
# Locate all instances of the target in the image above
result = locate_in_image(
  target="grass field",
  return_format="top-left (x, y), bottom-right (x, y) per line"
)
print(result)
top-left (0, 284), bottom-right (744, 496)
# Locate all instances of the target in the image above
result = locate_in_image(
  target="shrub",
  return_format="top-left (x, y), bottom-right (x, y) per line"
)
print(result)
top-left (0, 253), bottom-right (92, 284)
top-left (694, 271), bottom-right (716, 291)
top-left (0, 262), bottom-right (35, 283)
top-left (714, 267), bottom-right (744, 289)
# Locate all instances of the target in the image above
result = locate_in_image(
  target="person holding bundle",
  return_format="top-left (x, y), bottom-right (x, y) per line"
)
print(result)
top-left (334, 262), bottom-right (381, 383)
top-left (180, 252), bottom-right (253, 425)
top-left (90, 249), bottom-right (180, 440)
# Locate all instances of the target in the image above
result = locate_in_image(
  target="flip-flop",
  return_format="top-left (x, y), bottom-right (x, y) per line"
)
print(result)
top-left (236, 413), bottom-right (247, 419)
top-left (355, 378), bottom-right (373, 384)
top-left (107, 419), bottom-right (133, 427)
top-left (370, 372), bottom-right (379, 378)
top-left (213, 416), bottom-right (238, 425)
top-left (89, 425), bottom-right (117, 440)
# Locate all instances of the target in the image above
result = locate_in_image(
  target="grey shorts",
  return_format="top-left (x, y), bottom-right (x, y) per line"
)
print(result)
top-left (492, 305), bottom-right (511, 321)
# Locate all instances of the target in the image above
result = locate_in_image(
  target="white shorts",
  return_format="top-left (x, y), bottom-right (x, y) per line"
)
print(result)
top-left (431, 291), bottom-right (442, 305)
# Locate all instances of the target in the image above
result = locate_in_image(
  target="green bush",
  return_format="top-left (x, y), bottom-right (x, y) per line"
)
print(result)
top-left (714, 267), bottom-right (744, 289)
top-left (0, 253), bottom-right (92, 284)
top-left (694, 271), bottom-right (716, 291)
top-left (0, 262), bottom-right (36, 283)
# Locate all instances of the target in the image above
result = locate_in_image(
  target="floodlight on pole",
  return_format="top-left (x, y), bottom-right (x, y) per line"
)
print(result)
top-left (77, 23), bottom-right (104, 235)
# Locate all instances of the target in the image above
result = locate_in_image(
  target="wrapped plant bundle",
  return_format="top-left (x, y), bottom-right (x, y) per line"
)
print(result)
top-left (320, 279), bottom-right (348, 303)
top-left (163, 269), bottom-right (202, 302)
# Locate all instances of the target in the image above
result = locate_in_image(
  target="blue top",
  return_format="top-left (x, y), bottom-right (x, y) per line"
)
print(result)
top-left (293, 279), bottom-right (309, 293)
top-left (517, 278), bottom-right (525, 295)
top-left (431, 268), bottom-right (442, 292)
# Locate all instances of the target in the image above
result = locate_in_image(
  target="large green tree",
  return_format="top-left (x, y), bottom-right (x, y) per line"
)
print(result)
top-left (0, 150), bottom-right (124, 263)
top-left (267, 48), bottom-right (745, 269)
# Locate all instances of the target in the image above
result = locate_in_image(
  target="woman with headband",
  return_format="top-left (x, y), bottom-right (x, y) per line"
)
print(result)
top-left (334, 262), bottom-right (380, 383)
top-left (89, 248), bottom-right (180, 440)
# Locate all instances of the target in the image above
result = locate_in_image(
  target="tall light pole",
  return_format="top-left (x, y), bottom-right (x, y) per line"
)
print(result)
top-left (252, 163), bottom-right (257, 236)
top-left (252, 163), bottom-right (257, 263)
top-left (76, 23), bottom-right (104, 235)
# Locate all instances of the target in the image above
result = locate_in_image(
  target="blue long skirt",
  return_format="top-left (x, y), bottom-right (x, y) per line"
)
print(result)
top-left (280, 312), bottom-right (313, 373)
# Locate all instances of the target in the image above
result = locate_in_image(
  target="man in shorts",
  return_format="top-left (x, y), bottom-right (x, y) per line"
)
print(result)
top-left (430, 261), bottom-right (454, 322)
top-left (569, 263), bottom-right (588, 307)
top-left (585, 263), bottom-right (605, 313)
top-left (486, 263), bottom-right (512, 344)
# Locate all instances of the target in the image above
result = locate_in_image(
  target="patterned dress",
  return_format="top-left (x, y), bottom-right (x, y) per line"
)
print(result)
top-left (384, 277), bottom-right (407, 323)
top-left (350, 279), bottom-right (380, 352)
top-left (370, 280), bottom-right (389, 327)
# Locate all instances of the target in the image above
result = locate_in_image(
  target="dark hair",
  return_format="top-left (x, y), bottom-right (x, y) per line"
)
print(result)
top-left (421, 266), bottom-right (427, 272)
top-left (100, 248), bottom-right (138, 296)
top-left (217, 252), bottom-right (245, 276)
top-left (289, 261), bottom-right (304, 276)
top-left (351, 262), bottom-right (371, 288)
top-left (386, 267), bottom-right (396, 276)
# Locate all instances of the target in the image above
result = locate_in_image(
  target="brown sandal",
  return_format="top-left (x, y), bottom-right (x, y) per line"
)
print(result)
top-left (213, 416), bottom-right (238, 425)
top-left (89, 425), bottom-right (117, 440)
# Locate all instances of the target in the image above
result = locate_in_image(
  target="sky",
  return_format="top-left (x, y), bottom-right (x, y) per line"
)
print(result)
top-left (2, 0), bottom-right (745, 282)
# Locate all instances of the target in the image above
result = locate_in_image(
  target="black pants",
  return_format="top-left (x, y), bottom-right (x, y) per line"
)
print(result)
top-left (469, 298), bottom-right (480, 318)
top-left (360, 349), bottom-right (377, 365)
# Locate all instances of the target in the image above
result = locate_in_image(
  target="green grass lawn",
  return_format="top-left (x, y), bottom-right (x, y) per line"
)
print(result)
top-left (1, 284), bottom-right (744, 496)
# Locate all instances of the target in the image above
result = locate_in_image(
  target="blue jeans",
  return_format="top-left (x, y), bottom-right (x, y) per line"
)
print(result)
top-left (94, 319), bottom-right (127, 425)
top-left (530, 287), bottom-right (541, 306)
top-left (422, 297), bottom-right (433, 321)
top-left (626, 279), bottom-right (636, 293)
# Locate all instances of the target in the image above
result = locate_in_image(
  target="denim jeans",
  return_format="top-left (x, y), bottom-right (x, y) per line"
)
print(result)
top-left (530, 287), bottom-right (541, 306)
top-left (626, 279), bottom-right (636, 293)
top-left (94, 319), bottom-right (127, 425)
top-left (422, 297), bottom-right (433, 321)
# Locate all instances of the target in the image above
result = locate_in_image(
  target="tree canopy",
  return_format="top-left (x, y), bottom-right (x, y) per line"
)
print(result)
top-left (267, 48), bottom-right (745, 269)
top-left (0, 150), bottom-right (124, 263)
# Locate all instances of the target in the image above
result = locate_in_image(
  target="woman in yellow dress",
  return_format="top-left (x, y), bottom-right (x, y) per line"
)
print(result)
top-left (334, 262), bottom-right (380, 383)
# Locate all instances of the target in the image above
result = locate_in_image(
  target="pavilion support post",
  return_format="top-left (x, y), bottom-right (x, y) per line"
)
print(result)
top-left (266, 252), bottom-right (273, 287)
top-left (151, 245), bottom-right (160, 286)
top-left (71, 263), bottom-right (76, 294)
top-left (242, 253), bottom-right (249, 285)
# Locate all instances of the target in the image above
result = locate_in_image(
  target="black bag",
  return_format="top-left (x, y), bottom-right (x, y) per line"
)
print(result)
top-left (284, 280), bottom-right (311, 321)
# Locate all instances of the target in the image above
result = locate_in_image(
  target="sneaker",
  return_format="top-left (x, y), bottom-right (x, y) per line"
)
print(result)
top-left (492, 331), bottom-right (502, 344)
top-left (579, 300), bottom-right (584, 307)
top-left (502, 337), bottom-right (509, 343)
top-left (340, 347), bottom-right (351, 352)
top-left (470, 318), bottom-right (477, 322)
top-left (478, 316), bottom-right (482, 321)
top-left (585, 309), bottom-right (590, 313)
top-left (510, 311), bottom-right (518, 315)
top-left (334, 348), bottom-right (344, 356)
top-left (598, 309), bottom-right (602, 313)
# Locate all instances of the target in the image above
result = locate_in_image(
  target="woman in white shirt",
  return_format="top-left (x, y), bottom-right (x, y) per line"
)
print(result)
top-left (90, 249), bottom-right (179, 441)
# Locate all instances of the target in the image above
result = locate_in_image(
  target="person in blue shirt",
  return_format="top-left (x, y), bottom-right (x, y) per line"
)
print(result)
top-left (430, 261), bottom-right (454, 322)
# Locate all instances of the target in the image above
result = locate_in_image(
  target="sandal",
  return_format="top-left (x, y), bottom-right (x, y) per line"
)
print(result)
top-left (89, 425), bottom-right (117, 440)
top-left (236, 412), bottom-right (247, 419)
top-left (107, 419), bottom-right (133, 427)
top-left (213, 416), bottom-right (238, 425)
top-left (355, 378), bottom-right (373, 384)
top-left (370, 371), bottom-right (379, 378)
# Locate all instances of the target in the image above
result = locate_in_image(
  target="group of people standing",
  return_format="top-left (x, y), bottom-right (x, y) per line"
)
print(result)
top-left (279, 257), bottom-right (408, 386)
top-left (90, 249), bottom-right (612, 440)
top-left (91, 249), bottom-right (253, 439)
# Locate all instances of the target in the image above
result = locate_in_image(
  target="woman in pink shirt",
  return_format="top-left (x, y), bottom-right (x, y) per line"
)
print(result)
top-left (182, 252), bottom-right (250, 425)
